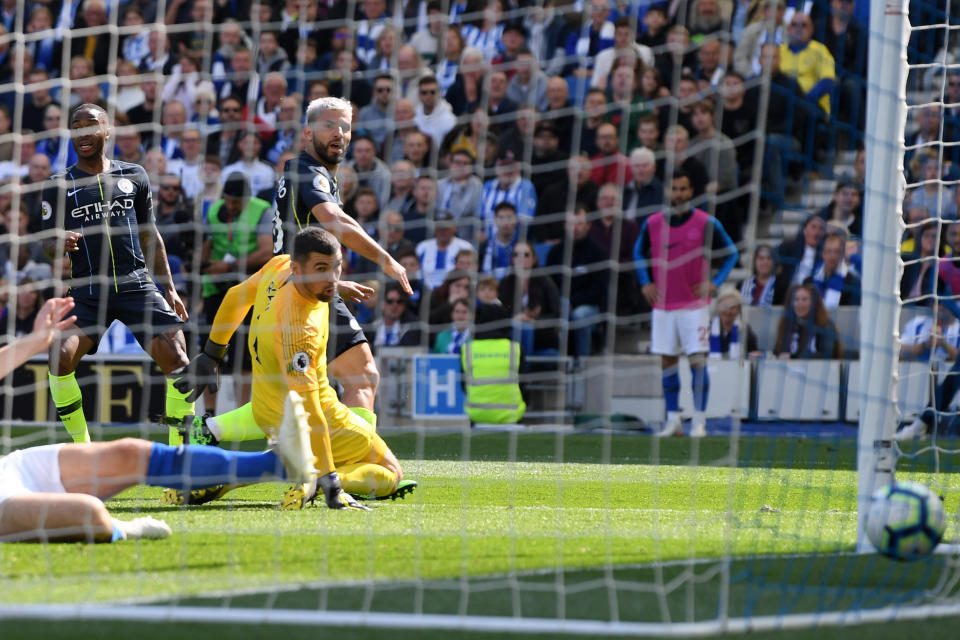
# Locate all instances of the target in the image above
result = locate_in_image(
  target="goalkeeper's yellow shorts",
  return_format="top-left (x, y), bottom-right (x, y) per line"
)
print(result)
top-left (329, 412), bottom-right (389, 467)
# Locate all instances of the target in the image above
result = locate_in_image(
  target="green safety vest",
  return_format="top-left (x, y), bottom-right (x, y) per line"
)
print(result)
top-left (201, 196), bottom-right (271, 297)
top-left (460, 338), bottom-right (526, 424)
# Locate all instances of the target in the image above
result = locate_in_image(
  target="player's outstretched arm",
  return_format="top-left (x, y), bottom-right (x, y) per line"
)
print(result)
top-left (312, 202), bottom-right (412, 294)
top-left (0, 298), bottom-right (77, 379)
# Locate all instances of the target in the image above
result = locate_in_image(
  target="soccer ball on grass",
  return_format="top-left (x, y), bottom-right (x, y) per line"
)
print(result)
top-left (865, 481), bottom-right (945, 561)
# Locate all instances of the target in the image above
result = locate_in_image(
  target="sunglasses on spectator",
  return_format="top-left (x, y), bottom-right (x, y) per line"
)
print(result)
top-left (376, 86), bottom-right (392, 92)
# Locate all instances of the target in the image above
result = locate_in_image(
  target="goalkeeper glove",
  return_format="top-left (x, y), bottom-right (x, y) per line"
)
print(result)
top-left (318, 472), bottom-right (371, 511)
top-left (173, 339), bottom-right (228, 402)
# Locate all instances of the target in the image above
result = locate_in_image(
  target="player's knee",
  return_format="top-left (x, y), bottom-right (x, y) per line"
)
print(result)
top-left (107, 438), bottom-right (151, 474)
top-left (74, 494), bottom-right (114, 535)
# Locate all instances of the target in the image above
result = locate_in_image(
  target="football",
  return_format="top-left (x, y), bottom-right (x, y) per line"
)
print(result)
top-left (866, 481), bottom-right (946, 561)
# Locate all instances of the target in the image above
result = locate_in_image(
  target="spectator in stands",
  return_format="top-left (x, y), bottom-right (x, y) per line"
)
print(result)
top-left (21, 69), bottom-right (57, 134)
top-left (327, 50), bottom-right (372, 108)
top-left (818, 0), bottom-right (866, 145)
top-left (578, 89), bottom-right (608, 157)
top-left (162, 51), bottom-right (216, 121)
top-left (660, 125), bottom-right (708, 198)
top-left (167, 127), bottom-right (205, 201)
top-left (498, 105), bottom-right (539, 164)
top-left (402, 130), bottom-right (432, 170)
top-left (402, 173), bottom-right (438, 244)
top-left (480, 202), bottom-right (524, 282)
top-left (639, 5), bottom-right (669, 50)
top-left (70, 0), bottom-right (112, 76)
top-left (548, 205), bottom-right (609, 357)
top-left (414, 76), bottom-right (457, 145)
top-left (906, 150), bottom-right (954, 220)
top-left (565, 0), bottom-right (615, 78)
top-left (356, 0), bottom-right (390, 66)
top-left (734, 0), bottom-right (785, 78)
top-left (499, 240), bottom-right (561, 355)
top-left (357, 73), bottom-right (396, 151)
top-left (113, 125), bottom-right (144, 166)
top-left (591, 183), bottom-right (641, 314)
top-left (154, 174), bottom-right (194, 269)
top-left (901, 205), bottom-right (930, 255)
top-left (592, 18), bottom-right (654, 92)
top-left (375, 282), bottom-right (422, 348)
top-left (221, 130), bottom-right (276, 201)
top-left (635, 113), bottom-right (662, 153)
top-left (773, 282), bottom-right (841, 359)
top-left (687, 0), bottom-right (729, 43)
top-left (655, 25), bottom-right (697, 90)
top-left (397, 45), bottom-right (432, 103)
top-left (491, 23), bottom-right (528, 78)
top-left (385, 98), bottom-right (418, 163)
top-left (779, 11), bottom-right (835, 119)
top-left (709, 286), bottom-right (760, 360)
top-left (446, 47), bottom-right (486, 116)
top-left (590, 122), bottom-right (631, 187)
top-left (351, 187), bottom-right (381, 241)
top-left (740, 244), bottom-right (778, 307)
top-left (349, 134), bottom-right (392, 209)
top-left (140, 29), bottom-right (174, 76)
top-left (255, 72), bottom-right (289, 129)
top-left (456, 247), bottom-right (479, 273)
top-left (199, 173), bottom-right (274, 405)
top-left (126, 76), bottom-right (162, 147)
top-left (693, 38), bottom-right (727, 90)
top-left (485, 70), bottom-right (517, 118)
top-left (719, 70), bottom-right (758, 175)
top-left (819, 175), bottom-right (863, 236)
top-left (12, 279), bottom-right (44, 337)
top-left (368, 24), bottom-right (400, 74)
top-left (386, 159), bottom-right (417, 214)
top-left (536, 153), bottom-right (598, 243)
top-left (22, 154), bottom-right (51, 231)
top-left (142, 147), bottom-right (168, 194)
top-left (25, 8), bottom-right (60, 76)
top-left (806, 226), bottom-right (861, 309)
top-left (428, 269), bottom-right (473, 326)
top-left (196, 154), bottom-right (222, 221)
top-left (901, 220), bottom-right (960, 317)
top-left (432, 298), bottom-right (472, 354)
top-left (689, 97), bottom-right (740, 238)
top-left (396, 249), bottom-right (427, 314)
top-left (2, 204), bottom-right (51, 285)
top-left (529, 121), bottom-right (568, 198)
top-left (542, 76), bottom-right (575, 152)
top-left (507, 48), bottom-right (550, 112)
top-left (417, 210), bottom-right (474, 289)
top-left (219, 46), bottom-right (257, 103)
top-left (434, 25), bottom-right (463, 95)
top-left (264, 93), bottom-right (303, 166)
top-left (623, 147), bottom-right (664, 222)
top-left (256, 30), bottom-right (291, 76)
top-left (477, 275), bottom-right (499, 306)
top-left (381, 210), bottom-right (415, 259)
top-left (437, 148), bottom-right (483, 241)
top-left (477, 147), bottom-right (538, 241)
top-left (900, 303), bottom-right (960, 363)
top-left (410, 4), bottom-right (446, 66)
top-left (462, 0), bottom-right (506, 63)
top-left (158, 100), bottom-right (188, 161)
top-left (775, 214), bottom-right (825, 298)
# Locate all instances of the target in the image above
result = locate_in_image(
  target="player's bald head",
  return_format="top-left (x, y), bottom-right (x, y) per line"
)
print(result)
top-left (71, 103), bottom-right (108, 125)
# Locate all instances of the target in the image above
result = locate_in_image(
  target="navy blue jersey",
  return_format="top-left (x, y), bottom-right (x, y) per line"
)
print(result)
top-left (41, 160), bottom-right (154, 295)
top-left (272, 151), bottom-right (341, 255)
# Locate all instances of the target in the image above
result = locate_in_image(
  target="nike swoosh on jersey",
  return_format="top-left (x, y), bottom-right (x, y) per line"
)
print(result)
top-left (67, 188), bottom-right (83, 197)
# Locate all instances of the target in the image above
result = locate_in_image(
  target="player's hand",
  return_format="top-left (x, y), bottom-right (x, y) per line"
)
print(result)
top-left (166, 289), bottom-right (189, 322)
top-left (383, 256), bottom-right (413, 295)
top-left (337, 280), bottom-right (375, 304)
top-left (31, 297), bottom-right (77, 349)
top-left (63, 231), bottom-right (81, 253)
top-left (641, 283), bottom-right (660, 305)
top-left (692, 281), bottom-right (716, 300)
top-left (318, 472), bottom-right (371, 511)
top-left (174, 339), bottom-right (227, 402)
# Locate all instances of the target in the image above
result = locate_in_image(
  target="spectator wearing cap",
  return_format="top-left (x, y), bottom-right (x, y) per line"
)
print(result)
top-left (491, 24), bottom-right (529, 79)
top-left (480, 202), bottom-right (525, 282)
top-left (506, 48), bottom-right (550, 112)
top-left (590, 122), bottom-right (631, 187)
top-left (709, 286), bottom-right (760, 360)
top-left (591, 16), bottom-right (655, 91)
top-left (437, 148), bottom-right (483, 242)
top-left (416, 210), bottom-right (475, 289)
top-left (199, 172), bottom-right (274, 405)
top-left (477, 147), bottom-right (538, 243)
top-left (530, 121), bottom-right (569, 197)
top-left (220, 130), bottom-right (276, 202)
top-left (414, 75), bottom-right (457, 146)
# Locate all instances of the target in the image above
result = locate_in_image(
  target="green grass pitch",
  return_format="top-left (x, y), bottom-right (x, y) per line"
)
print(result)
top-left (2, 431), bottom-right (960, 639)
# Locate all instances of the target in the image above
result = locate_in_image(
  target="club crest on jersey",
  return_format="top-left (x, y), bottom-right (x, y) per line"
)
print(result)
top-left (41, 201), bottom-right (52, 221)
top-left (313, 173), bottom-right (330, 193)
top-left (291, 351), bottom-right (311, 373)
top-left (117, 178), bottom-right (134, 194)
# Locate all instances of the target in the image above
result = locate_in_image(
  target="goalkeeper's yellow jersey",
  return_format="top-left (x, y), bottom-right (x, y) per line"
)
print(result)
top-left (212, 254), bottom-right (353, 433)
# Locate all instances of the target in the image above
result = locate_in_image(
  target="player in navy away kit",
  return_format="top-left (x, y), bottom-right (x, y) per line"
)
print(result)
top-left (41, 104), bottom-right (194, 445)
top-left (175, 96), bottom-right (412, 453)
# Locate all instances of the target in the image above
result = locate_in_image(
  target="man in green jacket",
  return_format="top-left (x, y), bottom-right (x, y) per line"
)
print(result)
top-left (200, 172), bottom-right (274, 406)
top-left (461, 301), bottom-right (526, 425)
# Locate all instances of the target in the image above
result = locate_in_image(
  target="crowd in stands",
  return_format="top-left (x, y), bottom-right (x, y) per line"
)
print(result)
top-left (0, 0), bottom-right (950, 367)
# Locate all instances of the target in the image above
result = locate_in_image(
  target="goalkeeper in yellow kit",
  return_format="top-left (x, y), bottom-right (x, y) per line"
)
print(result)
top-left (172, 226), bottom-right (409, 510)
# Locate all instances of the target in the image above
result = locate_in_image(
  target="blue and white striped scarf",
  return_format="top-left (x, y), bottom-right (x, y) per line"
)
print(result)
top-left (812, 261), bottom-right (852, 309)
top-left (709, 316), bottom-right (739, 360)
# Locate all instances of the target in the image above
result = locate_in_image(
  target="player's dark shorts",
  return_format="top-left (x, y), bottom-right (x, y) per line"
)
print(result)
top-left (70, 276), bottom-right (183, 351)
top-left (326, 294), bottom-right (368, 362)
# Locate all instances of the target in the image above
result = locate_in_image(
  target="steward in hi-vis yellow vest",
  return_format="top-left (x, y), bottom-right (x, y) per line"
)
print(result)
top-left (460, 301), bottom-right (525, 424)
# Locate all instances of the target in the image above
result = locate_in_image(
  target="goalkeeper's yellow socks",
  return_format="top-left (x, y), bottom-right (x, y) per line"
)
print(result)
top-left (165, 378), bottom-right (194, 445)
top-left (348, 407), bottom-right (377, 431)
top-left (209, 403), bottom-right (267, 442)
top-left (338, 462), bottom-right (397, 498)
top-left (48, 371), bottom-right (90, 443)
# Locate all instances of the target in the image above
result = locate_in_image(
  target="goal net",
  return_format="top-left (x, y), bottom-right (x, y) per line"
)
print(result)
top-left (2, 0), bottom-right (960, 636)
